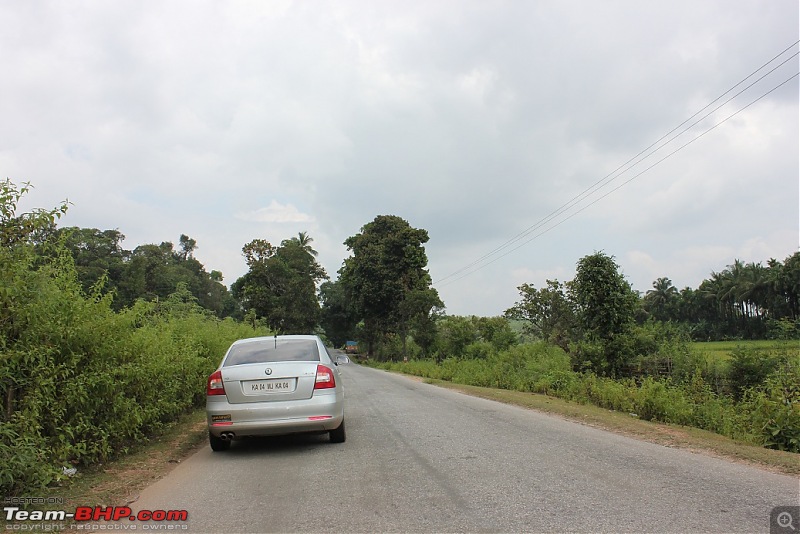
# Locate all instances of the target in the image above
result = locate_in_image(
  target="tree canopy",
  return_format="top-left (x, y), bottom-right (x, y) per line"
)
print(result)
top-left (338, 215), bottom-right (442, 356)
top-left (232, 233), bottom-right (327, 334)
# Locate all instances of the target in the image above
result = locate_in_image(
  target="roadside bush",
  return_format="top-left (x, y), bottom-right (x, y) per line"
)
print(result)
top-left (464, 340), bottom-right (495, 361)
top-left (728, 346), bottom-right (780, 399)
top-left (740, 359), bottom-right (800, 452)
top-left (569, 339), bottom-right (606, 374)
top-left (531, 369), bottom-right (578, 396)
top-left (0, 245), bottom-right (267, 496)
top-left (578, 374), bottom-right (636, 413)
top-left (682, 373), bottom-right (738, 437)
top-left (634, 378), bottom-right (693, 424)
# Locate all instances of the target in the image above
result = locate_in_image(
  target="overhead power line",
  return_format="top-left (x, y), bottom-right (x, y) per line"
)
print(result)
top-left (437, 70), bottom-right (799, 288)
top-left (434, 40), bottom-right (800, 287)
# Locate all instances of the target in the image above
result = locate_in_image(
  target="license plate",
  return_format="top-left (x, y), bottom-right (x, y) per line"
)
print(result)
top-left (242, 378), bottom-right (297, 394)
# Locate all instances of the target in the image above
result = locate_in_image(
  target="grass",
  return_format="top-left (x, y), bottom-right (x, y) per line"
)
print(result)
top-left (690, 339), bottom-right (798, 361)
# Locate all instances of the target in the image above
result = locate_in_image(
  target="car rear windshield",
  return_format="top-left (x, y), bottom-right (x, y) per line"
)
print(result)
top-left (223, 339), bottom-right (320, 367)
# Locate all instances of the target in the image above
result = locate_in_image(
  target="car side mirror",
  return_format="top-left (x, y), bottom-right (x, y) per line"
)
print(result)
top-left (336, 355), bottom-right (350, 365)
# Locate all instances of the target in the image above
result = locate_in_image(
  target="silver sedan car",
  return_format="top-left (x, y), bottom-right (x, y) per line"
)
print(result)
top-left (206, 335), bottom-right (348, 451)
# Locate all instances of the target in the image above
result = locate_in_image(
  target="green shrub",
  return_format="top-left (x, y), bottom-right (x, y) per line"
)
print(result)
top-left (464, 341), bottom-right (495, 361)
top-left (0, 246), bottom-right (267, 495)
top-left (728, 346), bottom-right (780, 399)
top-left (740, 359), bottom-right (800, 452)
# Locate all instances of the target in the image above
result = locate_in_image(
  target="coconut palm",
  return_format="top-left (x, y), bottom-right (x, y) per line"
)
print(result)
top-left (295, 231), bottom-right (318, 257)
top-left (644, 277), bottom-right (678, 321)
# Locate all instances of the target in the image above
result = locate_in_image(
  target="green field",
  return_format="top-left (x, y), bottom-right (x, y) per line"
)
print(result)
top-left (690, 340), bottom-right (799, 361)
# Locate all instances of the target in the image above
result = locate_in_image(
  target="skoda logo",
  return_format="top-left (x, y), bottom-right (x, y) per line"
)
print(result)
top-left (265, 368), bottom-right (273, 376)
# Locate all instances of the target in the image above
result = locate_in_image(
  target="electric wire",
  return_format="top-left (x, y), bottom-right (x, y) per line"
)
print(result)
top-left (436, 71), bottom-right (799, 287)
top-left (434, 41), bottom-right (800, 287)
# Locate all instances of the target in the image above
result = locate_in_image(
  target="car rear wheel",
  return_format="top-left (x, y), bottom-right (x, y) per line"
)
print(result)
top-left (329, 419), bottom-right (346, 443)
top-left (209, 433), bottom-right (231, 451)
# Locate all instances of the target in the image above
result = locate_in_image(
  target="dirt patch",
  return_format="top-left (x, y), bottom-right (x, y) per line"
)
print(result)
top-left (55, 412), bottom-right (209, 509)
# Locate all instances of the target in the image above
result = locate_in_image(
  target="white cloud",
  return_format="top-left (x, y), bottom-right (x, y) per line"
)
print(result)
top-left (235, 201), bottom-right (315, 224)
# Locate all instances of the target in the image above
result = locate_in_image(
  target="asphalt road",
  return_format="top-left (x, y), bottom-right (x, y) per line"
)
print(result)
top-left (131, 358), bottom-right (799, 533)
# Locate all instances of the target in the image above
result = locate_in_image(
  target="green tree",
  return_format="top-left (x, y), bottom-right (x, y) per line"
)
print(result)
top-left (505, 279), bottom-right (575, 350)
top-left (472, 316), bottom-right (518, 351)
top-left (770, 252), bottom-right (800, 321)
top-left (643, 277), bottom-right (679, 322)
top-left (294, 231), bottom-right (318, 256)
top-left (56, 227), bottom-right (128, 298)
top-left (0, 179), bottom-right (68, 247)
top-left (178, 234), bottom-right (197, 260)
top-left (568, 252), bottom-right (638, 375)
top-left (435, 315), bottom-right (480, 360)
top-left (114, 237), bottom-right (237, 318)
top-left (339, 215), bottom-right (441, 358)
top-left (233, 234), bottom-right (327, 333)
top-left (319, 280), bottom-right (359, 348)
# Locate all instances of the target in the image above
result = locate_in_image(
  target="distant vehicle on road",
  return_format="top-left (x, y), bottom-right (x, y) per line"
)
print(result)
top-left (344, 340), bottom-right (359, 354)
top-left (206, 334), bottom-right (349, 451)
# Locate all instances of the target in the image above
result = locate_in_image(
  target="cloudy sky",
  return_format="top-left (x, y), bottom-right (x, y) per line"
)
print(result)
top-left (2, 1), bottom-right (798, 316)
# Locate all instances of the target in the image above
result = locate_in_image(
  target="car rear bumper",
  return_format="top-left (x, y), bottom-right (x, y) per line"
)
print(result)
top-left (206, 390), bottom-right (344, 438)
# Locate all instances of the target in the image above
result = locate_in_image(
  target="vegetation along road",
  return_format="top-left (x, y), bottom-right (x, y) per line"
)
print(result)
top-left (131, 360), bottom-right (799, 533)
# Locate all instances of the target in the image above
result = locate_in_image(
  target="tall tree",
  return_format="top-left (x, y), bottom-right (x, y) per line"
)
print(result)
top-left (233, 234), bottom-right (327, 333)
top-left (319, 280), bottom-right (358, 348)
top-left (338, 215), bottom-right (441, 358)
top-left (643, 277), bottom-right (678, 322)
top-left (294, 231), bottom-right (318, 257)
top-left (568, 252), bottom-right (639, 375)
top-left (178, 234), bottom-right (197, 260)
top-left (56, 227), bottom-right (128, 297)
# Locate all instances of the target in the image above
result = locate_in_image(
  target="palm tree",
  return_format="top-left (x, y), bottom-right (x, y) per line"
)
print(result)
top-left (644, 277), bottom-right (678, 321)
top-left (295, 231), bottom-right (318, 257)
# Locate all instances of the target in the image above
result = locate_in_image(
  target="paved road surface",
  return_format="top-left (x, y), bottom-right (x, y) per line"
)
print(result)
top-left (130, 358), bottom-right (799, 532)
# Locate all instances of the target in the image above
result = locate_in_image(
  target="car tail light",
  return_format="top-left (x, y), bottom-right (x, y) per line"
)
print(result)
top-left (207, 370), bottom-right (226, 396)
top-left (314, 364), bottom-right (336, 390)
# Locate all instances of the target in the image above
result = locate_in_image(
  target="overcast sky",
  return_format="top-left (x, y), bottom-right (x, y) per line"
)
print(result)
top-left (3, 1), bottom-right (798, 316)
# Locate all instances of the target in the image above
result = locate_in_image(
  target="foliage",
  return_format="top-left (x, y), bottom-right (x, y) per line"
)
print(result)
top-left (0, 261), bottom-right (266, 496)
top-left (642, 277), bottom-right (679, 322)
top-left (427, 315), bottom-right (517, 362)
top-left (767, 318), bottom-right (800, 340)
top-left (642, 254), bottom-right (800, 341)
top-left (505, 279), bottom-right (575, 350)
top-left (508, 252), bottom-right (639, 376)
top-left (232, 233), bottom-right (327, 334)
top-left (739, 358), bottom-right (800, 452)
top-left (0, 181), bottom-right (267, 495)
top-left (55, 227), bottom-right (239, 318)
top-left (569, 252), bottom-right (638, 342)
top-left (319, 280), bottom-right (359, 348)
top-left (338, 215), bottom-right (442, 358)
top-left (0, 179), bottom-right (69, 247)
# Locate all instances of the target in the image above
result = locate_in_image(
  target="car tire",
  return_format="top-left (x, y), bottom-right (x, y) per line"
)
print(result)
top-left (209, 433), bottom-right (230, 451)
top-left (329, 419), bottom-right (346, 443)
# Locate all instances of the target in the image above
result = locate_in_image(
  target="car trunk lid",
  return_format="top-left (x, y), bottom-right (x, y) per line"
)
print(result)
top-left (221, 362), bottom-right (318, 404)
